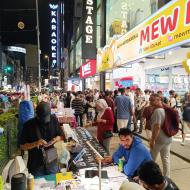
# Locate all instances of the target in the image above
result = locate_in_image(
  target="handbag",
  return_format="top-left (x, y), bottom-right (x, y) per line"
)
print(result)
top-left (36, 126), bottom-right (58, 165)
top-left (103, 131), bottom-right (113, 139)
top-left (41, 147), bottom-right (58, 165)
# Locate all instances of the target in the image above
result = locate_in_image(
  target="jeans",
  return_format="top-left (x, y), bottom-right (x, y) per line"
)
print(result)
top-left (150, 142), bottom-right (171, 177)
top-left (75, 114), bottom-right (83, 127)
top-left (127, 115), bottom-right (131, 130)
top-left (102, 137), bottom-right (112, 155)
top-left (134, 109), bottom-right (143, 131)
top-left (31, 162), bottom-right (59, 177)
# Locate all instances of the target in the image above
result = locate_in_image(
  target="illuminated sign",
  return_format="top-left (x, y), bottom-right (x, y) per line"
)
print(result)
top-left (7, 46), bottom-right (26, 54)
top-left (82, 0), bottom-right (97, 59)
top-left (97, 0), bottom-right (190, 72)
top-left (80, 59), bottom-right (96, 78)
top-left (49, 4), bottom-right (59, 69)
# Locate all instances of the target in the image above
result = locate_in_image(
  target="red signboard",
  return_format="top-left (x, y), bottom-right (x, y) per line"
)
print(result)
top-left (80, 59), bottom-right (96, 78)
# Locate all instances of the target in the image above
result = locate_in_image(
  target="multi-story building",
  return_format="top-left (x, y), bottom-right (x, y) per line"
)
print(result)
top-left (67, 0), bottom-right (184, 92)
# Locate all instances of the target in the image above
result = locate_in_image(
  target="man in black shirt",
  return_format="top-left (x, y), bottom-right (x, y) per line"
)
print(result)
top-left (138, 161), bottom-right (179, 190)
top-left (20, 102), bottom-right (63, 176)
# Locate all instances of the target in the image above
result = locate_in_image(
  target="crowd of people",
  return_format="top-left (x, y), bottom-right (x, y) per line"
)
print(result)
top-left (5, 87), bottom-right (188, 189)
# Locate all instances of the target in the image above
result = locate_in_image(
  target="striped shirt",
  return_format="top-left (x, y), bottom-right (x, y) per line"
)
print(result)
top-left (71, 98), bottom-right (84, 115)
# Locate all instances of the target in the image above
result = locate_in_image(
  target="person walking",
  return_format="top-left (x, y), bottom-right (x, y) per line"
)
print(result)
top-left (71, 92), bottom-right (84, 127)
top-left (115, 88), bottom-right (133, 129)
top-left (134, 88), bottom-right (147, 133)
top-left (149, 94), bottom-right (172, 177)
top-left (181, 93), bottom-right (190, 145)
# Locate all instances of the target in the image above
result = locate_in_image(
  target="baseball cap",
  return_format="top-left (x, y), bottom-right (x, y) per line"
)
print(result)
top-left (36, 102), bottom-right (51, 123)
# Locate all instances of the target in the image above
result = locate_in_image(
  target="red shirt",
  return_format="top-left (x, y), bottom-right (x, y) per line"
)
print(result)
top-left (97, 108), bottom-right (114, 144)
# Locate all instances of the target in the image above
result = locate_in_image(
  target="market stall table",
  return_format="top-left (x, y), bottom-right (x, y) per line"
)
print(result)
top-left (52, 108), bottom-right (77, 128)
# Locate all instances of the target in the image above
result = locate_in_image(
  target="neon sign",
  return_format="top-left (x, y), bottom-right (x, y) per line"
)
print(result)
top-left (49, 4), bottom-right (58, 69)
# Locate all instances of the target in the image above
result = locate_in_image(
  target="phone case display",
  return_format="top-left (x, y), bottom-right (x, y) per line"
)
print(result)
top-left (145, 74), bottom-right (169, 92)
top-left (72, 127), bottom-right (109, 169)
top-left (159, 76), bottom-right (169, 84)
top-left (172, 75), bottom-right (190, 94)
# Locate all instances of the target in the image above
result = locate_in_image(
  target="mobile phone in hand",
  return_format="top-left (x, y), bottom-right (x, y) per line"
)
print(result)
top-left (43, 141), bottom-right (53, 147)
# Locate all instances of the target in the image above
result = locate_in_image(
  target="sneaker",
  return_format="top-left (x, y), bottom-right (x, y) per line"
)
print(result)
top-left (181, 141), bottom-right (185, 146)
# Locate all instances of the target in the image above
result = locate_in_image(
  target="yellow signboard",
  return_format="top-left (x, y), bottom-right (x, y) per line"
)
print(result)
top-left (97, 0), bottom-right (190, 72)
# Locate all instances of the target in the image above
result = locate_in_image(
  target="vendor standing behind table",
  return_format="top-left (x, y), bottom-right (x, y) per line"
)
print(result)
top-left (20, 101), bottom-right (63, 176)
top-left (99, 128), bottom-right (152, 178)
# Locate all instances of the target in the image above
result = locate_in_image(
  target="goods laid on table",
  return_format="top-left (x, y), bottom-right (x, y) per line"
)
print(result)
top-left (72, 127), bottom-right (109, 169)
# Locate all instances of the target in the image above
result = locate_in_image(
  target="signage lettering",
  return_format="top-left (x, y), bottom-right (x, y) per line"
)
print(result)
top-left (85, 2), bottom-right (94, 44)
top-left (98, 0), bottom-right (190, 72)
top-left (87, 0), bottom-right (93, 5)
top-left (80, 59), bottom-right (96, 78)
top-left (186, 0), bottom-right (190, 24)
top-left (140, 7), bottom-right (179, 46)
top-left (49, 3), bottom-right (58, 69)
top-left (160, 7), bottom-right (179, 35)
top-left (82, 0), bottom-right (97, 59)
top-left (121, 1), bottom-right (128, 34)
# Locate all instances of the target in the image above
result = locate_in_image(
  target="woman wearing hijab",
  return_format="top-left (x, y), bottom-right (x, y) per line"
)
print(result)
top-left (94, 99), bottom-right (114, 154)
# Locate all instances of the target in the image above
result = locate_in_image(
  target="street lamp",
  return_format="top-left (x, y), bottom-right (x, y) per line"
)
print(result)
top-left (44, 54), bottom-right (50, 79)
top-left (35, 0), bottom-right (41, 92)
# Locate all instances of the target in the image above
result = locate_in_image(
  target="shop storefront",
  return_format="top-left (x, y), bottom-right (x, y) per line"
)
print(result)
top-left (106, 0), bottom-right (152, 44)
top-left (67, 77), bottom-right (82, 92)
top-left (144, 47), bottom-right (190, 95)
top-left (97, 0), bottom-right (190, 94)
top-left (80, 59), bottom-right (99, 90)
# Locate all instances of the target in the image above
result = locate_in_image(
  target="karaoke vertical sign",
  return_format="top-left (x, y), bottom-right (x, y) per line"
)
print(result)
top-left (82, 0), bottom-right (97, 59)
top-left (49, 4), bottom-right (59, 69)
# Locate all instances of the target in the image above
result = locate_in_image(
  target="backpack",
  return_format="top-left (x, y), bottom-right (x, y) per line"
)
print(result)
top-left (161, 105), bottom-right (179, 137)
top-left (182, 103), bottom-right (190, 122)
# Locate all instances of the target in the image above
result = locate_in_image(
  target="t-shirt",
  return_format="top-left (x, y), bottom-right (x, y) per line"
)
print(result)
top-left (20, 115), bottom-right (63, 173)
top-left (71, 98), bottom-right (84, 115)
top-left (151, 108), bottom-right (172, 144)
top-left (134, 95), bottom-right (146, 111)
top-left (169, 97), bottom-right (177, 108)
top-left (115, 95), bottom-right (132, 119)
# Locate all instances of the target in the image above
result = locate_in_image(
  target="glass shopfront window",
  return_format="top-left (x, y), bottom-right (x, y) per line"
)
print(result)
top-left (76, 38), bottom-right (82, 69)
top-left (106, 0), bottom-right (152, 43)
top-left (97, 7), bottom-right (101, 48)
top-left (69, 50), bottom-right (74, 73)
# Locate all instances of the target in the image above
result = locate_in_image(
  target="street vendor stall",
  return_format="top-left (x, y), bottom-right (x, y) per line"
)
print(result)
top-left (2, 126), bottom-right (127, 190)
top-left (52, 108), bottom-right (77, 128)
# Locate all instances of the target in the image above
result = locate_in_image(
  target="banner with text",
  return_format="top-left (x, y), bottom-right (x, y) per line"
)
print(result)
top-left (97, 0), bottom-right (190, 72)
top-left (82, 0), bottom-right (97, 59)
top-left (80, 59), bottom-right (96, 78)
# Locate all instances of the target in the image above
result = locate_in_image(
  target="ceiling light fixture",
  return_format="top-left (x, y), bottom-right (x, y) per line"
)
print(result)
top-left (168, 51), bottom-right (173, 55)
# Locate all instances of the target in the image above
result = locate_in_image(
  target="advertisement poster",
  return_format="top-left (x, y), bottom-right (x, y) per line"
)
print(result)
top-left (97, 0), bottom-right (190, 72)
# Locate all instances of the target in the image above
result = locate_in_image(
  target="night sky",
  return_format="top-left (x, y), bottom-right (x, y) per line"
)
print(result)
top-left (1, 0), bottom-right (51, 54)
top-left (1, 0), bottom-right (74, 73)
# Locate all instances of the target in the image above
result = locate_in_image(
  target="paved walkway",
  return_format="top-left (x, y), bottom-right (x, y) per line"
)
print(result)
top-left (136, 130), bottom-right (190, 163)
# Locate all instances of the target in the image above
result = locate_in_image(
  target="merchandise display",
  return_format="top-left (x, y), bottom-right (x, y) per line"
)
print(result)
top-left (73, 127), bottom-right (109, 169)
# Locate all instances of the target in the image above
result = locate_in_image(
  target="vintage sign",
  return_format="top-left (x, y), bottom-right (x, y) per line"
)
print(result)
top-left (97, 0), bottom-right (190, 72)
top-left (82, 0), bottom-right (97, 59)
top-left (49, 4), bottom-right (59, 69)
top-left (80, 59), bottom-right (96, 78)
